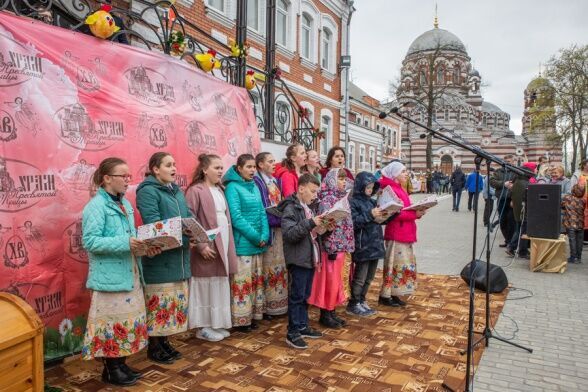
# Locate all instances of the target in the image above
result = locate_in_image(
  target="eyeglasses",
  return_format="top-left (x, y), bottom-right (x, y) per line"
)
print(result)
top-left (109, 174), bottom-right (133, 181)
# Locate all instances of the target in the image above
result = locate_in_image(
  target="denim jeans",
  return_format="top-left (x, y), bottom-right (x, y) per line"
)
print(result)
top-left (287, 265), bottom-right (314, 335)
top-left (452, 189), bottom-right (462, 210)
top-left (349, 259), bottom-right (379, 306)
top-left (567, 228), bottom-right (583, 261)
top-left (467, 191), bottom-right (480, 211)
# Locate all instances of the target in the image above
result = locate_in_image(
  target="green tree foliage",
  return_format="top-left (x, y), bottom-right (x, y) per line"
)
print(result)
top-left (545, 45), bottom-right (588, 171)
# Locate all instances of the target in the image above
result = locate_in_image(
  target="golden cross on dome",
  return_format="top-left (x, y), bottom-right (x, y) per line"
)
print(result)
top-left (434, 3), bottom-right (439, 28)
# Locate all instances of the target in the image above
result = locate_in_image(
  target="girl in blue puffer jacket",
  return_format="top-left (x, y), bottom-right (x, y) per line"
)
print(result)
top-left (82, 157), bottom-right (160, 387)
top-left (223, 154), bottom-right (270, 332)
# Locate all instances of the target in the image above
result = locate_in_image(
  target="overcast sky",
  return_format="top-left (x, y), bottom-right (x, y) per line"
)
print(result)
top-left (349, 0), bottom-right (588, 133)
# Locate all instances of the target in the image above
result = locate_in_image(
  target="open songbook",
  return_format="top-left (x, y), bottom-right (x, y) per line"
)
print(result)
top-left (182, 217), bottom-right (221, 243)
top-left (403, 195), bottom-right (438, 211)
top-left (136, 217), bottom-right (183, 256)
top-left (373, 186), bottom-right (404, 223)
top-left (321, 191), bottom-right (351, 224)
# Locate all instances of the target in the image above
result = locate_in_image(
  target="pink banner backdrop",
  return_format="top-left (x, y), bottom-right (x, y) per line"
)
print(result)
top-left (0, 12), bottom-right (260, 359)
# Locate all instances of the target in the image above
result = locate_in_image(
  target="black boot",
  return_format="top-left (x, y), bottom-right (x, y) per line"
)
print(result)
top-left (330, 310), bottom-right (346, 327)
top-left (378, 296), bottom-right (400, 307)
top-left (319, 309), bottom-right (341, 329)
top-left (102, 358), bottom-right (137, 386)
top-left (119, 357), bottom-right (143, 379)
top-left (147, 337), bottom-right (175, 364)
top-left (160, 336), bottom-right (182, 359)
top-left (392, 296), bottom-right (406, 307)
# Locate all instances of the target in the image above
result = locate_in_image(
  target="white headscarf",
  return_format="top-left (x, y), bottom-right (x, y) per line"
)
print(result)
top-left (381, 161), bottom-right (406, 180)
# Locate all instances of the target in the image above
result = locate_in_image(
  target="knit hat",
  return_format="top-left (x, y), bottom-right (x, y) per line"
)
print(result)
top-left (522, 162), bottom-right (537, 172)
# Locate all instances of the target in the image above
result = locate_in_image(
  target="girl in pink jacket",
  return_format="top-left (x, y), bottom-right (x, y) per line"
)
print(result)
top-left (378, 162), bottom-right (426, 307)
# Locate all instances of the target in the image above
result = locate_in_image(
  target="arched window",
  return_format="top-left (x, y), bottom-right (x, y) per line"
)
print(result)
top-left (444, 109), bottom-right (449, 121)
top-left (482, 116), bottom-right (487, 127)
top-left (276, 0), bottom-right (289, 46)
top-left (364, 119), bottom-right (369, 127)
top-left (420, 69), bottom-right (426, 85)
top-left (247, 0), bottom-right (261, 31)
top-left (369, 147), bottom-right (376, 171)
top-left (453, 66), bottom-right (460, 84)
top-left (348, 142), bottom-right (356, 172)
top-left (376, 124), bottom-right (380, 132)
top-left (207, 0), bottom-right (225, 12)
top-left (393, 130), bottom-right (398, 148)
top-left (321, 28), bottom-right (332, 70)
top-left (300, 13), bottom-right (312, 59)
top-left (437, 67), bottom-right (444, 84)
top-left (320, 110), bottom-right (333, 158)
top-left (359, 145), bottom-right (366, 165)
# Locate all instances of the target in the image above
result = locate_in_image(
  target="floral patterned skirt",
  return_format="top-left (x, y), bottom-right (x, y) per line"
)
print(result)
top-left (82, 267), bottom-right (148, 360)
top-left (230, 255), bottom-right (264, 326)
top-left (262, 229), bottom-right (288, 316)
top-left (380, 241), bottom-right (417, 297)
top-left (144, 280), bottom-right (189, 336)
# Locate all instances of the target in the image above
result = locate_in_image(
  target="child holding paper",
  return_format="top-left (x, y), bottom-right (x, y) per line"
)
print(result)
top-left (253, 152), bottom-right (288, 319)
top-left (308, 168), bottom-right (354, 328)
top-left (378, 161), bottom-right (425, 307)
top-left (348, 172), bottom-right (396, 316)
top-left (136, 152), bottom-right (192, 364)
top-left (82, 157), bottom-right (160, 386)
top-left (185, 154), bottom-right (238, 341)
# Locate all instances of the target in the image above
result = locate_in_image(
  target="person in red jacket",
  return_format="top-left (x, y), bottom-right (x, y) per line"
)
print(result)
top-left (274, 143), bottom-right (307, 198)
top-left (319, 146), bottom-right (354, 180)
top-left (378, 161), bottom-right (426, 307)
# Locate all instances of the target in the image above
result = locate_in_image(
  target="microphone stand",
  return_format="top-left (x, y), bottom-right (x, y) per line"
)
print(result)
top-left (383, 108), bottom-right (533, 392)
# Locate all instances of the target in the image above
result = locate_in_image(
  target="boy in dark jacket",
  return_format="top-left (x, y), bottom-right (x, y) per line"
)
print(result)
top-left (278, 174), bottom-right (330, 349)
top-left (348, 172), bottom-right (396, 316)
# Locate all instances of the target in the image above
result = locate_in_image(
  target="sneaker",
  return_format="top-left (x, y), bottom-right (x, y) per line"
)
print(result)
top-left (299, 327), bottom-right (322, 339)
top-left (213, 328), bottom-right (231, 338)
top-left (196, 328), bottom-right (224, 342)
top-left (360, 302), bottom-right (377, 316)
top-left (346, 303), bottom-right (370, 317)
top-left (286, 334), bottom-right (308, 349)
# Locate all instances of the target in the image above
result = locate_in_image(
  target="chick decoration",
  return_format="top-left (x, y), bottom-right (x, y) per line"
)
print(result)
top-left (195, 49), bottom-right (221, 73)
top-left (245, 70), bottom-right (256, 90)
top-left (228, 38), bottom-right (250, 58)
top-left (85, 5), bottom-right (120, 39)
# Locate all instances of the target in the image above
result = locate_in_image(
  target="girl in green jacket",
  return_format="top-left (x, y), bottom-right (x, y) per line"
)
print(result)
top-left (82, 157), bottom-right (160, 387)
top-left (136, 152), bottom-right (192, 364)
top-left (223, 154), bottom-right (270, 332)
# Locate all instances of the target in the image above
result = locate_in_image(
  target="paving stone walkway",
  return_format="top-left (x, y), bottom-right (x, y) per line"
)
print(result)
top-left (416, 192), bottom-right (588, 392)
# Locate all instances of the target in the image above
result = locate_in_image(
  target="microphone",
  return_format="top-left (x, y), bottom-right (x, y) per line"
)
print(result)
top-left (419, 133), bottom-right (427, 139)
top-left (379, 102), bottom-right (408, 119)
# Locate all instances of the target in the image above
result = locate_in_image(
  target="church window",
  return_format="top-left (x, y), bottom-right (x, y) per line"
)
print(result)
top-left (436, 68), bottom-right (444, 84)
top-left (453, 66), bottom-right (460, 84)
top-left (444, 109), bottom-right (449, 121)
top-left (420, 70), bottom-right (426, 85)
top-left (482, 117), bottom-right (487, 127)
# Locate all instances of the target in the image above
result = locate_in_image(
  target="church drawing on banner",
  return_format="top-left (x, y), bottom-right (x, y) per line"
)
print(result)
top-left (394, 21), bottom-right (562, 174)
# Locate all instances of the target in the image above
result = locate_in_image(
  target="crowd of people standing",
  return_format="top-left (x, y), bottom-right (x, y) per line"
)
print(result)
top-left (447, 155), bottom-right (587, 263)
top-left (80, 145), bottom-right (426, 386)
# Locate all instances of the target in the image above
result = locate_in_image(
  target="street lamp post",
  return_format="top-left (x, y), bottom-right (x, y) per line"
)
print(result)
top-left (342, 0), bottom-right (354, 159)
